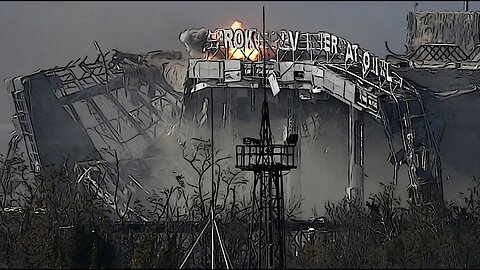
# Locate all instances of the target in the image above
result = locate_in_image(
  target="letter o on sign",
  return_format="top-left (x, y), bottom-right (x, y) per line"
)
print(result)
top-left (234, 29), bottom-right (245, 49)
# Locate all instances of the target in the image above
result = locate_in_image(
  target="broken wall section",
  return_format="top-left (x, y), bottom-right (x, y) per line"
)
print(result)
top-left (407, 11), bottom-right (480, 53)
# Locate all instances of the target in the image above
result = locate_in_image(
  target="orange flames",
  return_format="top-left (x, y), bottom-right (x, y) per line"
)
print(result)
top-left (228, 20), bottom-right (259, 61)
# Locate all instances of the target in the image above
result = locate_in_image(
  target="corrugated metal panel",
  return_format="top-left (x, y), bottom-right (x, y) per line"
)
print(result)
top-left (333, 75), bottom-right (345, 97)
top-left (323, 69), bottom-right (334, 91)
top-left (344, 79), bottom-right (355, 103)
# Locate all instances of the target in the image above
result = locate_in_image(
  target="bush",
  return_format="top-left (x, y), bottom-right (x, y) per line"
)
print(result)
top-left (299, 180), bottom-right (480, 269)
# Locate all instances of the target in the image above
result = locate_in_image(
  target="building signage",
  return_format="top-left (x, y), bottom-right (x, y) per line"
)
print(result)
top-left (204, 27), bottom-right (393, 82)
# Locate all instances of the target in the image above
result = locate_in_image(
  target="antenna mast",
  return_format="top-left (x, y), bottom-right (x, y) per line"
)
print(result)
top-left (235, 6), bottom-right (297, 269)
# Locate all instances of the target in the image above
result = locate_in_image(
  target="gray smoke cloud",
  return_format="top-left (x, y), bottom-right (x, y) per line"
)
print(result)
top-left (179, 28), bottom-right (208, 58)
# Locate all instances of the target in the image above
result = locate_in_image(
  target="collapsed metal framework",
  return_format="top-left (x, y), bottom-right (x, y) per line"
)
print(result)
top-left (8, 78), bottom-right (42, 172)
top-left (386, 43), bottom-right (480, 68)
top-left (324, 62), bottom-right (444, 204)
top-left (6, 50), bottom-right (189, 221)
top-left (24, 50), bottom-right (183, 164)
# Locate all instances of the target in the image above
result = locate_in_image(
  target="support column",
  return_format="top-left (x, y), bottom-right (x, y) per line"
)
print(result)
top-left (346, 104), bottom-right (364, 204)
top-left (286, 89), bottom-right (301, 210)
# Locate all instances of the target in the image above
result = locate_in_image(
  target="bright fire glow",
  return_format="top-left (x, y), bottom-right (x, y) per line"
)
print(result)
top-left (228, 20), bottom-right (259, 61)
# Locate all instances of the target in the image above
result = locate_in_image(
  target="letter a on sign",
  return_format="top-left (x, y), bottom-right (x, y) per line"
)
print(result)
top-left (268, 73), bottom-right (281, 96)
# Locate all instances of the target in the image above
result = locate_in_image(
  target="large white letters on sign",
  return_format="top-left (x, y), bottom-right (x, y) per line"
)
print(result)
top-left (205, 27), bottom-right (394, 83)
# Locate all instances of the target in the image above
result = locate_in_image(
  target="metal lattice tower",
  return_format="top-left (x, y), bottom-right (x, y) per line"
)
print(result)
top-left (235, 8), bottom-right (297, 269)
top-left (236, 100), bottom-right (297, 269)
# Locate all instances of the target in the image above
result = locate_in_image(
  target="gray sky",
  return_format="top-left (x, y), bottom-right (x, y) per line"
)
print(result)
top-left (0, 1), bottom-right (477, 123)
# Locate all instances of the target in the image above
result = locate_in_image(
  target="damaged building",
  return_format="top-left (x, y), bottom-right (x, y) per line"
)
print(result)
top-left (4, 11), bottom-right (480, 220)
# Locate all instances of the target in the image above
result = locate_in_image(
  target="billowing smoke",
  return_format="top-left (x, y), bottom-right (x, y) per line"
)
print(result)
top-left (179, 28), bottom-right (208, 58)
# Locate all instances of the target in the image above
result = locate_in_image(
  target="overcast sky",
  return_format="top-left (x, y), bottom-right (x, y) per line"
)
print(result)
top-left (0, 1), bottom-right (477, 123)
